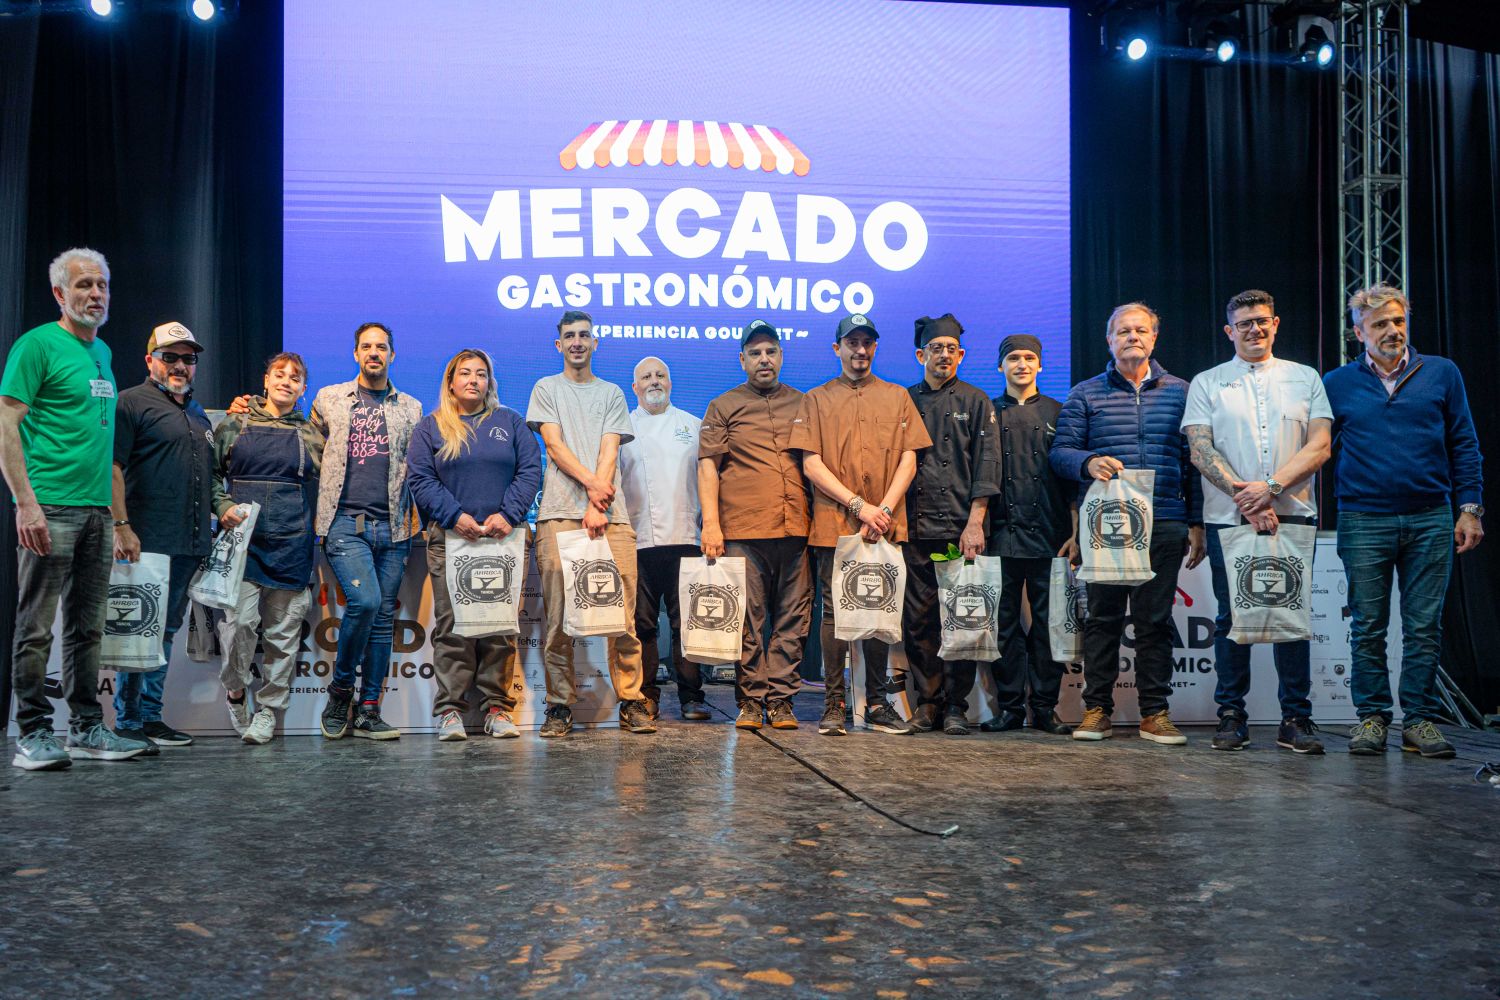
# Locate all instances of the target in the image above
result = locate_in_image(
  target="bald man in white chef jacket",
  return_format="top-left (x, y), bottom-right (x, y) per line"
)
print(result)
top-left (619, 356), bottom-right (708, 722)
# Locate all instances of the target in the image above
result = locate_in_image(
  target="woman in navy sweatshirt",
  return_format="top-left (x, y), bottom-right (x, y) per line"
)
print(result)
top-left (407, 349), bottom-right (542, 741)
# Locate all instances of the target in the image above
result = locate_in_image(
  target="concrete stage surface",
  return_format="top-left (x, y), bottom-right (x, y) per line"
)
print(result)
top-left (3, 687), bottom-right (1498, 999)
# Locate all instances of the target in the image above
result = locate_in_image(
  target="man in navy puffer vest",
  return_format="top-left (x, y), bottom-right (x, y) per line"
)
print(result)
top-left (1050, 302), bottom-right (1205, 745)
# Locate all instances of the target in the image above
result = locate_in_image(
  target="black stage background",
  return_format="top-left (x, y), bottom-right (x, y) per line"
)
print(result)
top-left (1, 2), bottom-right (1496, 719)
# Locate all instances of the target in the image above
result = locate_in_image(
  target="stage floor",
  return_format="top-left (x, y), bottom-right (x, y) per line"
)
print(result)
top-left (4, 687), bottom-right (1498, 999)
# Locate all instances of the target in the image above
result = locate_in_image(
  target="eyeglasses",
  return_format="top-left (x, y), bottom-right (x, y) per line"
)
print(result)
top-left (1232, 316), bottom-right (1276, 333)
top-left (922, 343), bottom-right (963, 355)
top-left (153, 350), bottom-right (199, 365)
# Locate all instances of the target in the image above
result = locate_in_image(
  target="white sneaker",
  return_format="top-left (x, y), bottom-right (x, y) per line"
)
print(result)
top-left (242, 707), bottom-right (275, 745)
top-left (437, 710), bottom-right (467, 742)
top-left (484, 709), bottom-right (520, 739)
top-left (227, 698), bottom-right (251, 736)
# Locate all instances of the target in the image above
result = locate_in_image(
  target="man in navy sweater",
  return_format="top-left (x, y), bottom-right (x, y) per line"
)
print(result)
top-left (1324, 284), bottom-right (1484, 758)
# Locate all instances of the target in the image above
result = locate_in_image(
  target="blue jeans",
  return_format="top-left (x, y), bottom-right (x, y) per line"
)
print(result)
top-left (113, 553), bottom-right (199, 729)
top-left (323, 513), bottom-right (410, 703)
top-left (1205, 522), bottom-right (1313, 720)
top-left (1336, 506), bottom-right (1454, 724)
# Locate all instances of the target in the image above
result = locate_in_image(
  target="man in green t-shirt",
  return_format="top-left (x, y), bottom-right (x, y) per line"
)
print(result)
top-left (1, 248), bottom-right (150, 770)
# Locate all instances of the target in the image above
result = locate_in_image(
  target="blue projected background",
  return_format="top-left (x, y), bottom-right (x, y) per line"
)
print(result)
top-left (284, 1), bottom-right (1070, 414)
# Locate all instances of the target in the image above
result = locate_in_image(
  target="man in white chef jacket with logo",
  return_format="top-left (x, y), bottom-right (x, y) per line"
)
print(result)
top-left (619, 356), bottom-right (708, 722)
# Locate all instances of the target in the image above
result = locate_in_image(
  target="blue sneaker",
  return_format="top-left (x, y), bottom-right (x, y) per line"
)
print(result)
top-left (66, 722), bottom-right (150, 761)
top-left (12, 729), bottom-right (72, 771)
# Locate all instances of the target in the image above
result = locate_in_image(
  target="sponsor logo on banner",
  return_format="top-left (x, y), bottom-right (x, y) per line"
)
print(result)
top-left (838, 560), bottom-right (900, 613)
top-left (687, 583), bottom-right (741, 633)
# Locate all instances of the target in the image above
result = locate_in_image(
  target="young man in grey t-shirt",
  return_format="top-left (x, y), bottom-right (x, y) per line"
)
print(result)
top-left (526, 310), bottom-right (653, 737)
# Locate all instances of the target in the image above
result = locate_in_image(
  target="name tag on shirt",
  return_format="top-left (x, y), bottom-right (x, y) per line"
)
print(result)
top-left (89, 379), bottom-right (115, 399)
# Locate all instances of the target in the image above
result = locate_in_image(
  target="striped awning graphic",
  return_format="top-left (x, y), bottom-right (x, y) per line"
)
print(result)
top-left (560, 120), bottom-right (810, 176)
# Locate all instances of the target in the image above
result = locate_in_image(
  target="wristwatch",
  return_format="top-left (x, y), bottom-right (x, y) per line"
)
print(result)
top-left (1264, 477), bottom-right (1283, 497)
top-left (113, 519), bottom-right (131, 528)
top-left (1460, 503), bottom-right (1485, 518)
top-left (879, 504), bottom-right (894, 517)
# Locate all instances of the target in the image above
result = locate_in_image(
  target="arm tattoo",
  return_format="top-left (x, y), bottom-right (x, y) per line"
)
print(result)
top-left (1184, 425), bottom-right (1240, 496)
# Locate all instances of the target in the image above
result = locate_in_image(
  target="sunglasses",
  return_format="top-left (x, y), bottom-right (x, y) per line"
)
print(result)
top-left (153, 350), bottom-right (200, 366)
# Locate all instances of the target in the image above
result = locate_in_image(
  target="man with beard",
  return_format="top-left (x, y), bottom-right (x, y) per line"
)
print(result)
top-left (699, 320), bottom-right (812, 730)
top-left (900, 315), bottom-right (1001, 736)
top-left (1324, 284), bottom-right (1484, 758)
top-left (109, 322), bottom-right (214, 751)
top-left (527, 310), bottom-right (653, 737)
top-left (619, 356), bottom-right (708, 722)
top-left (789, 314), bottom-right (932, 737)
top-left (2, 248), bottom-right (151, 769)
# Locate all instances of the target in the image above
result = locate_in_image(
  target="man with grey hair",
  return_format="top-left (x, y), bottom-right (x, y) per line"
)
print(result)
top-left (1, 248), bottom-right (151, 769)
top-left (1183, 289), bottom-right (1333, 755)
top-left (1323, 284), bottom-right (1484, 759)
top-left (619, 355), bottom-right (708, 720)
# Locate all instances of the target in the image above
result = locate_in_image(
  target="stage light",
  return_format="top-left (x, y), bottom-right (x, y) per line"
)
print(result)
top-left (1126, 36), bottom-right (1149, 61)
top-left (190, 0), bottom-right (214, 20)
top-left (88, 0), bottom-right (112, 16)
top-left (1300, 25), bottom-right (1335, 67)
top-left (1205, 22), bottom-right (1239, 64)
top-left (1215, 38), bottom-right (1236, 63)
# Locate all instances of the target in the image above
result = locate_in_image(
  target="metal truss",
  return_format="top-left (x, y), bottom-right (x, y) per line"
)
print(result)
top-left (1337, 0), bottom-right (1409, 362)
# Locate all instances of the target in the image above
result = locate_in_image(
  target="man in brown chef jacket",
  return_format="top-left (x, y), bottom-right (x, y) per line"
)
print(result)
top-left (698, 319), bottom-right (811, 731)
top-left (788, 313), bottom-right (933, 737)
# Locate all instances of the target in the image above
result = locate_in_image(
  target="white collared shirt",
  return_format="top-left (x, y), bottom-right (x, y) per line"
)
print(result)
top-left (1182, 355), bottom-right (1332, 524)
top-left (620, 404), bottom-right (702, 548)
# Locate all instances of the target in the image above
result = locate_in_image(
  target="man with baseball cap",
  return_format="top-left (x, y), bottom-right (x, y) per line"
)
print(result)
top-left (984, 333), bottom-right (1077, 735)
top-left (901, 314), bottom-right (1001, 736)
top-left (699, 319), bottom-right (812, 730)
top-left (789, 314), bottom-right (932, 736)
top-left (108, 321), bottom-right (214, 749)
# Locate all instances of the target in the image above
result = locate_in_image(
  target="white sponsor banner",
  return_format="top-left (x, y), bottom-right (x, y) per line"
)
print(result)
top-left (15, 534), bottom-right (1403, 736)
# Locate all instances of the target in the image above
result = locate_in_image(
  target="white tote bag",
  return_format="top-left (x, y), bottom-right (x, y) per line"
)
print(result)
top-left (444, 529), bottom-right (527, 638)
top-left (936, 555), bottom-right (1003, 661)
top-left (1048, 557), bottom-right (1088, 664)
top-left (831, 534), bottom-right (907, 644)
top-left (1078, 470), bottom-right (1155, 585)
top-left (187, 502), bottom-right (261, 610)
top-left (185, 599), bottom-right (218, 662)
top-left (101, 552), bottom-right (172, 673)
top-left (1220, 522), bottom-right (1317, 644)
top-left (678, 556), bottom-right (748, 665)
top-left (557, 528), bottom-right (629, 638)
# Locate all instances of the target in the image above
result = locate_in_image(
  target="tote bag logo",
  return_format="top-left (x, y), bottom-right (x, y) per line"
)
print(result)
top-left (839, 560), bottom-right (900, 613)
top-left (942, 583), bottom-right (997, 632)
top-left (1088, 498), bottom-right (1149, 551)
top-left (687, 583), bottom-right (741, 633)
top-left (105, 582), bottom-right (163, 638)
top-left (452, 554), bottom-right (517, 606)
top-left (573, 559), bottom-right (624, 609)
top-left (1234, 555), bottom-right (1305, 610)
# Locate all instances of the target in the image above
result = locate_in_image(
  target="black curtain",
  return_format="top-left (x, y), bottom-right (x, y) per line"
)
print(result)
top-left (1071, 10), bottom-right (1500, 716)
top-left (0, 6), bottom-right (282, 722)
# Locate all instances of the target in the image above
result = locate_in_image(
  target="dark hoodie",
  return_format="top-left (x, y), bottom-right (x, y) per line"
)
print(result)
top-left (212, 396), bottom-right (325, 590)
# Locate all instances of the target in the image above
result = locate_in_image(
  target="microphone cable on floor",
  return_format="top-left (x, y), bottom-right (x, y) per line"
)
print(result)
top-left (709, 701), bottom-right (959, 839)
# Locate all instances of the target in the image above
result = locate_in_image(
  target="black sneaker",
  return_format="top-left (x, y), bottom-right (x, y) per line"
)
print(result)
top-left (141, 720), bottom-right (194, 746)
top-left (321, 688), bottom-right (353, 740)
top-left (1211, 714), bottom-right (1249, 751)
top-left (1030, 712), bottom-right (1073, 736)
top-left (113, 726), bottom-right (161, 757)
top-left (1276, 716), bottom-right (1324, 755)
top-left (620, 700), bottom-right (658, 734)
top-left (539, 705), bottom-right (573, 738)
top-left (1401, 720), bottom-right (1456, 759)
top-left (818, 701), bottom-right (847, 737)
top-left (980, 710), bottom-right (1024, 733)
top-left (736, 701), bottom-right (764, 730)
top-left (1348, 716), bottom-right (1388, 755)
top-left (943, 709), bottom-right (970, 736)
top-left (909, 703), bottom-right (939, 733)
top-left (351, 706), bottom-right (401, 741)
top-left (864, 702), bottom-right (913, 735)
top-left (681, 701), bottom-right (711, 721)
top-left (767, 699), bottom-right (798, 730)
